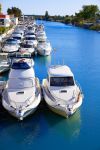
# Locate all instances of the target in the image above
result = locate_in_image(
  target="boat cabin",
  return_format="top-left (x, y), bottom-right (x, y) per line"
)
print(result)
top-left (48, 65), bottom-right (75, 87)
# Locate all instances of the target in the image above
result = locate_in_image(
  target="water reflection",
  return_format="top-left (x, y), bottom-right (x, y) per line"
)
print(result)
top-left (0, 72), bottom-right (8, 81)
top-left (0, 106), bottom-right (46, 145)
top-left (34, 55), bottom-right (51, 66)
top-left (44, 109), bottom-right (81, 139)
top-left (0, 102), bottom-right (81, 145)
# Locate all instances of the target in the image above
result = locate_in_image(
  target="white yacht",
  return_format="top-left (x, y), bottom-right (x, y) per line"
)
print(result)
top-left (36, 31), bottom-right (47, 42)
top-left (2, 39), bottom-right (19, 53)
top-left (37, 41), bottom-right (52, 56)
top-left (12, 34), bottom-right (22, 44)
top-left (19, 43), bottom-right (35, 55)
top-left (0, 60), bottom-right (10, 74)
top-left (42, 65), bottom-right (83, 118)
top-left (36, 31), bottom-right (46, 36)
top-left (2, 54), bottom-right (41, 120)
top-left (24, 35), bottom-right (38, 48)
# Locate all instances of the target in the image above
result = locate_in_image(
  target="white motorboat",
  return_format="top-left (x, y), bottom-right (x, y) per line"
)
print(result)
top-left (36, 31), bottom-right (46, 36)
top-left (37, 41), bottom-right (52, 56)
top-left (12, 34), bottom-right (22, 44)
top-left (36, 24), bottom-right (44, 32)
top-left (0, 60), bottom-right (10, 74)
top-left (42, 65), bottom-right (83, 118)
top-left (2, 55), bottom-right (41, 120)
top-left (19, 43), bottom-right (35, 55)
top-left (24, 35), bottom-right (38, 48)
top-left (36, 31), bottom-right (47, 42)
top-left (2, 39), bottom-right (19, 53)
top-left (13, 29), bottom-right (24, 37)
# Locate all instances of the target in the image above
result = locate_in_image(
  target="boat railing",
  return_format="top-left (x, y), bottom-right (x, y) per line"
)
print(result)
top-left (76, 80), bottom-right (83, 96)
top-left (9, 95), bottom-right (33, 110)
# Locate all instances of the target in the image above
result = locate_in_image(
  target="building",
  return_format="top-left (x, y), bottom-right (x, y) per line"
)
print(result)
top-left (0, 14), bottom-right (11, 27)
top-left (0, 14), bottom-right (18, 27)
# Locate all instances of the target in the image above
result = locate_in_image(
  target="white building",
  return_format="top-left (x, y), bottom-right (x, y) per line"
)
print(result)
top-left (0, 14), bottom-right (11, 27)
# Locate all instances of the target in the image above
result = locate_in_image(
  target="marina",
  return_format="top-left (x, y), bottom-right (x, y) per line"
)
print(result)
top-left (0, 18), bottom-right (100, 150)
top-left (0, 19), bottom-right (83, 120)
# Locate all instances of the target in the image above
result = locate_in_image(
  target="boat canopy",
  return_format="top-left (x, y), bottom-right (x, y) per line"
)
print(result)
top-left (8, 78), bottom-right (35, 89)
top-left (12, 61), bottom-right (31, 69)
top-left (9, 68), bottom-right (35, 78)
top-left (48, 65), bottom-right (74, 77)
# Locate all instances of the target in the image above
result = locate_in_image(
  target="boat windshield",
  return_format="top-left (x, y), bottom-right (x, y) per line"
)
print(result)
top-left (6, 42), bottom-right (17, 46)
top-left (27, 33), bottom-right (35, 35)
top-left (6, 39), bottom-right (17, 43)
top-left (21, 44), bottom-right (33, 48)
top-left (50, 77), bottom-right (74, 86)
top-left (13, 37), bottom-right (21, 40)
top-left (12, 62), bottom-right (30, 69)
top-left (8, 78), bottom-right (34, 89)
top-left (25, 37), bottom-right (35, 40)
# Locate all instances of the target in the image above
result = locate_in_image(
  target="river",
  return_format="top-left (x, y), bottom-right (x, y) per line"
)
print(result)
top-left (0, 20), bottom-right (100, 150)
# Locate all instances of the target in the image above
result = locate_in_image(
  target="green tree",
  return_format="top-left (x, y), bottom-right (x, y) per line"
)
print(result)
top-left (0, 3), bottom-right (2, 13)
top-left (76, 5), bottom-right (99, 20)
top-left (45, 11), bottom-right (49, 21)
top-left (7, 7), bottom-right (22, 17)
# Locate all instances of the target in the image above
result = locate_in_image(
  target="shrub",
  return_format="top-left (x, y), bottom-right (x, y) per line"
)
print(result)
top-left (0, 26), bottom-right (13, 34)
top-left (89, 24), bottom-right (100, 31)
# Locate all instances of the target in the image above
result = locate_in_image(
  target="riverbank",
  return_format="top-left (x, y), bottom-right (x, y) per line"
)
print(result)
top-left (0, 25), bottom-right (15, 41)
top-left (33, 4), bottom-right (100, 32)
top-left (71, 22), bottom-right (100, 31)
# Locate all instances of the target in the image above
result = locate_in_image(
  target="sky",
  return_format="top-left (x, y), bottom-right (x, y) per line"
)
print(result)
top-left (0, 0), bottom-right (100, 16)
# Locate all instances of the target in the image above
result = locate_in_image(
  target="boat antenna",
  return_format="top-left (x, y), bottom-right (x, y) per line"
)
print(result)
top-left (62, 59), bottom-right (65, 65)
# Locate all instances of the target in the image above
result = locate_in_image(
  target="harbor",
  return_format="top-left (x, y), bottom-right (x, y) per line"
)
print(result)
top-left (0, 1), bottom-right (100, 150)
top-left (0, 20), bottom-right (100, 150)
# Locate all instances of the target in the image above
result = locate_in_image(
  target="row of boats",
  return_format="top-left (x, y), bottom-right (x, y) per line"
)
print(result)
top-left (1, 21), bottom-right (52, 56)
top-left (0, 52), bottom-right (83, 121)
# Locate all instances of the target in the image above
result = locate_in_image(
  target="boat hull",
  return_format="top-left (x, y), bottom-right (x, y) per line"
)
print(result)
top-left (48, 105), bottom-right (68, 118)
top-left (2, 78), bottom-right (41, 120)
top-left (2, 93), bottom-right (41, 120)
top-left (42, 79), bottom-right (83, 118)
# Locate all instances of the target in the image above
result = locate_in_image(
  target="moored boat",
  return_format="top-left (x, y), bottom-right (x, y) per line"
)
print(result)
top-left (37, 41), bottom-right (52, 56)
top-left (2, 54), bottom-right (41, 120)
top-left (42, 65), bottom-right (83, 118)
top-left (0, 60), bottom-right (10, 74)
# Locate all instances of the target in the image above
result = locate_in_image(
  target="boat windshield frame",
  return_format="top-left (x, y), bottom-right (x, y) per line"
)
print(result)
top-left (49, 76), bottom-right (75, 87)
top-left (25, 37), bottom-right (36, 40)
top-left (13, 36), bottom-right (21, 40)
top-left (21, 44), bottom-right (33, 48)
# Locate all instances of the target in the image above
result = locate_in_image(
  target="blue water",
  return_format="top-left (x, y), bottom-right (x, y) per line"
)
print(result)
top-left (0, 21), bottom-right (100, 150)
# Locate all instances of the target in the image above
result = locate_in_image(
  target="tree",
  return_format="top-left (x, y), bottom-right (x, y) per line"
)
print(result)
top-left (76, 5), bottom-right (99, 20)
top-left (45, 11), bottom-right (49, 21)
top-left (7, 7), bottom-right (22, 17)
top-left (0, 3), bottom-right (2, 13)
